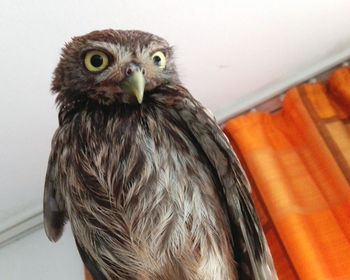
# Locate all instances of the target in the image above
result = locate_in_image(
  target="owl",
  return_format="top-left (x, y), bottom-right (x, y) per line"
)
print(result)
top-left (44, 29), bottom-right (276, 280)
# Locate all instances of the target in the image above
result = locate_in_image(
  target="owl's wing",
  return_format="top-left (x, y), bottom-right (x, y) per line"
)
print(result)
top-left (44, 130), bottom-right (107, 280)
top-left (43, 141), bottom-right (67, 242)
top-left (166, 89), bottom-right (277, 279)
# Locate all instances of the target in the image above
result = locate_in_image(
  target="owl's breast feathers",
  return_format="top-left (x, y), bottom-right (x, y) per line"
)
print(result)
top-left (44, 85), bottom-right (276, 280)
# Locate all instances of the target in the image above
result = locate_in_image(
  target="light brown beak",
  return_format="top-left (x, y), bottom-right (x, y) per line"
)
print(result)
top-left (121, 65), bottom-right (145, 104)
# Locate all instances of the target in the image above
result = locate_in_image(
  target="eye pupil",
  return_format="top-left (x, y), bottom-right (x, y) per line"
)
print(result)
top-left (90, 55), bottom-right (103, 68)
top-left (153, 55), bottom-right (161, 65)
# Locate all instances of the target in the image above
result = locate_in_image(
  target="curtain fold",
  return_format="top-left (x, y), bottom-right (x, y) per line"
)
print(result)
top-left (224, 66), bottom-right (350, 280)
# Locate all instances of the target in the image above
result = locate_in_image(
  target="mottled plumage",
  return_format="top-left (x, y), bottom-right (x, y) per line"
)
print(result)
top-left (44, 29), bottom-right (276, 280)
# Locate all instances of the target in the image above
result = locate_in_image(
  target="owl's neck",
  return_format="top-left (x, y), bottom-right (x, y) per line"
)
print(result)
top-left (58, 98), bottom-right (87, 126)
top-left (56, 84), bottom-right (189, 126)
top-left (57, 94), bottom-right (145, 126)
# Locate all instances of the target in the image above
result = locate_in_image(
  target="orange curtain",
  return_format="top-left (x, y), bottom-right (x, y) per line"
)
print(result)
top-left (224, 67), bottom-right (350, 280)
top-left (85, 268), bottom-right (93, 280)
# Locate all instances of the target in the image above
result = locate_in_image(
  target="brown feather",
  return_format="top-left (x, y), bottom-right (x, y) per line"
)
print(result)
top-left (44, 29), bottom-right (277, 280)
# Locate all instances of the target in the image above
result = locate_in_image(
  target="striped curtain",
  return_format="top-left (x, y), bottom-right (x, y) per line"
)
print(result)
top-left (224, 66), bottom-right (350, 280)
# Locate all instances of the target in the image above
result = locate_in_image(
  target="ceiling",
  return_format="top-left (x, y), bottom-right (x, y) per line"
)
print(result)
top-left (1, 0), bottom-right (350, 229)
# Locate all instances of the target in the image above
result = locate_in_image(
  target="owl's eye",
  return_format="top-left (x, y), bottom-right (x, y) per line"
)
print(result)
top-left (152, 51), bottom-right (166, 69)
top-left (84, 50), bottom-right (109, 73)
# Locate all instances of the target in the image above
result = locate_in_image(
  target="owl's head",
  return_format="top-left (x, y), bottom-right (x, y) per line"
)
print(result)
top-left (52, 29), bottom-right (179, 105)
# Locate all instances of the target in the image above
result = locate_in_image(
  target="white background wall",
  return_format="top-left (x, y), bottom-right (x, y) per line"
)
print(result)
top-left (0, 226), bottom-right (83, 280)
top-left (0, 0), bottom-right (350, 279)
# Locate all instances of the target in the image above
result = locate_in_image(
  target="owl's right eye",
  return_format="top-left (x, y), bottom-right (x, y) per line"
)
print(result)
top-left (84, 50), bottom-right (109, 73)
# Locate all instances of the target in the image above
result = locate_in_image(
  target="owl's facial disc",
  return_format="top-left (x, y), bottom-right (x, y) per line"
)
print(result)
top-left (78, 39), bottom-right (171, 104)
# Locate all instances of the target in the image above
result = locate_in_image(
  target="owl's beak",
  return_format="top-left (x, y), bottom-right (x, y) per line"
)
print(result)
top-left (121, 65), bottom-right (145, 104)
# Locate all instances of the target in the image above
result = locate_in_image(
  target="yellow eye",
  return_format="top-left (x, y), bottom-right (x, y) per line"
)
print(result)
top-left (152, 51), bottom-right (166, 70)
top-left (84, 50), bottom-right (109, 73)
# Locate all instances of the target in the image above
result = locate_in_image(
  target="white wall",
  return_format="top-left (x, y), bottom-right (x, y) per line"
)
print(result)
top-left (0, 225), bottom-right (83, 280)
top-left (0, 0), bottom-right (350, 279)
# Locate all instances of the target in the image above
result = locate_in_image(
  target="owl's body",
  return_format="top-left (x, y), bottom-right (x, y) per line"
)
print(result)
top-left (44, 30), bottom-right (276, 280)
top-left (53, 96), bottom-right (235, 279)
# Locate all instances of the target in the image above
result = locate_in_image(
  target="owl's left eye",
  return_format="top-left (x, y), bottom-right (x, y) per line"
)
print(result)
top-left (152, 51), bottom-right (166, 70)
top-left (84, 50), bottom-right (109, 73)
